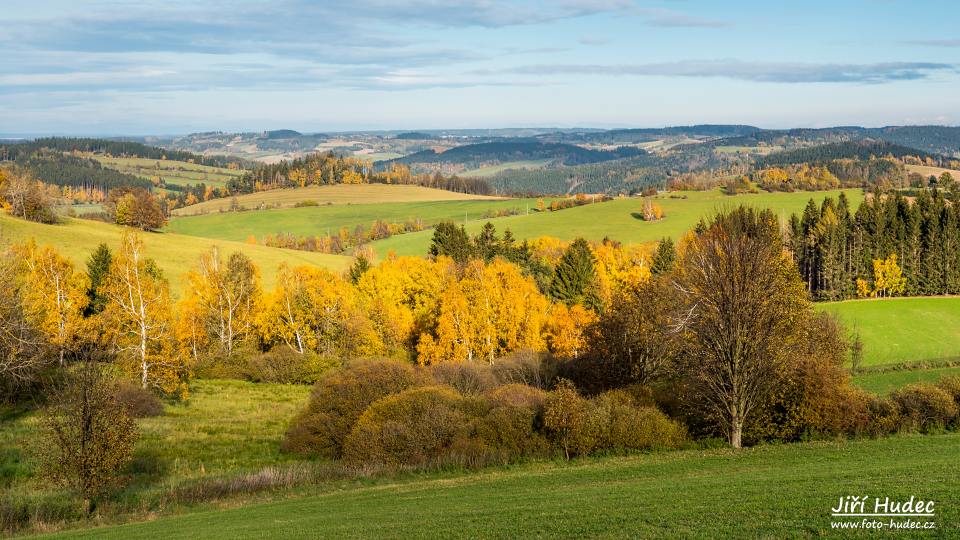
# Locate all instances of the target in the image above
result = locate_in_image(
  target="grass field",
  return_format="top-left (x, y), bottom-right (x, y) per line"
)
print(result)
top-left (172, 184), bottom-right (504, 216)
top-left (33, 431), bottom-right (960, 538)
top-left (93, 156), bottom-right (244, 189)
top-left (820, 297), bottom-right (960, 367)
top-left (0, 214), bottom-right (351, 295)
top-left (853, 366), bottom-right (960, 395)
top-left (166, 197), bottom-right (549, 244)
top-left (369, 188), bottom-right (864, 258)
top-left (905, 164), bottom-right (960, 181)
top-left (460, 159), bottom-right (552, 178)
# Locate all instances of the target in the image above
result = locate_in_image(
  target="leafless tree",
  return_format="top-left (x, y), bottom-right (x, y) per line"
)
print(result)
top-left (672, 207), bottom-right (808, 448)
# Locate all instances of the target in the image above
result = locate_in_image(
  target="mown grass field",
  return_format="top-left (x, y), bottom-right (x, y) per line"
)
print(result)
top-left (33, 431), bottom-right (960, 539)
top-left (460, 159), bottom-right (552, 178)
top-left (172, 184), bottom-right (504, 216)
top-left (166, 197), bottom-right (550, 244)
top-left (820, 297), bottom-right (960, 368)
top-left (93, 156), bottom-right (244, 189)
top-left (369, 188), bottom-right (864, 258)
top-left (905, 164), bottom-right (960, 181)
top-left (0, 214), bottom-right (351, 296)
top-left (853, 366), bottom-right (960, 395)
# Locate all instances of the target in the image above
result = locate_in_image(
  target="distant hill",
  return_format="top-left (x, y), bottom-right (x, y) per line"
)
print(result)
top-left (394, 132), bottom-right (433, 140)
top-left (381, 141), bottom-right (644, 170)
top-left (544, 125), bottom-right (762, 144)
top-left (261, 129), bottom-right (303, 139)
top-left (712, 126), bottom-right (960, 157)
top-left (755, 140), bottom-right (942, 168)
top-left (2, 137), bottom-right (246, 169)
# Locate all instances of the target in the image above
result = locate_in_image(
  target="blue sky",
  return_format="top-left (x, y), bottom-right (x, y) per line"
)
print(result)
top-left (1, 0), bottom-right (958, 135)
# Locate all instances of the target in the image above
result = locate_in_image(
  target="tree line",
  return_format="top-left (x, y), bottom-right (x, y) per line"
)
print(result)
top-left (789, 187), bottom-right (960, 300)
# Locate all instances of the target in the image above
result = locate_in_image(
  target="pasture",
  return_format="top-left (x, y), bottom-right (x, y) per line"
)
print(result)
top-left (905, 164), bottom-right (960, 181)
top-left (853, 366), bottom-right (960, 395)
top-left (166, 197), bottom-right (549, 244)
top-left (31, 427), bottom-right (960, 538)
top-left (93, 156), bottom-right (243, 189)
top-left (369, 188), bottom-right (865, 258)
top-left (819, 297), bottom-right (960, 368)
top-left (460, 159), bottom-right (552, 177)
top-left (0, 214), bottom-right (351, 296)
top-left (172, 184), bottom-right (503, 216)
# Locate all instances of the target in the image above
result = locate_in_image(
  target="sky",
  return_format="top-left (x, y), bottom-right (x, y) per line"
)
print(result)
top-left (1, 0), bottom-right (959, 135)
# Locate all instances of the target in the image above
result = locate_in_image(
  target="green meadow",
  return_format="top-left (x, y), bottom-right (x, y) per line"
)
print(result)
top-left (460, 159), bottom-right (552, 177)
top-left (93, 156), bottom-right (244, 188)
top-left (369, 188), bottom-right (864, 258)
top-left (32, 428), bottom-right (960, 539)
top-left (166, 197), bottom-right (551, 243)
top-left (853, 366), bottom-right (960, 395)
top-left (820, 297), bottom-right (960, 368)
top-left (0, 214), bottom-right (351, 296)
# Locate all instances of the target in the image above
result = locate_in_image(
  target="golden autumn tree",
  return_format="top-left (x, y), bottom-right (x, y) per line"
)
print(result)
top-left (543, 303), bottom-right (597, 359)
top-left (16, 242), bottom-right (89, 366)
top-left (178, 247), bottom-right (261, 361)
top-left (260, 264), bottom-right (381, 357)
top-left (354, 256), bottom-right (446, 357)
top-left (592, 240), bottom-right (652, 306)
top-left (416, 259), bottom-right (547, 364)
top-left (100, 232), bottom-right (185, 396)
top-left (872, 253), bottom-right (906, 298)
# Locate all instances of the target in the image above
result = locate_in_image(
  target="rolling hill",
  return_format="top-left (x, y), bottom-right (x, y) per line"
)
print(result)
top-left (380, 141), bottom-right (645, 170)
top-left (0, 214), bottom-right (351, 295)
top-left (368, 188), bottom-right (865, 258)
top-left (171, 184), bottom-right (506, 216)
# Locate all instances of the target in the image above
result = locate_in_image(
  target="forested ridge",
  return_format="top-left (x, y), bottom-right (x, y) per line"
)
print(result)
top-left (382, 141), bottom-right (645, 169)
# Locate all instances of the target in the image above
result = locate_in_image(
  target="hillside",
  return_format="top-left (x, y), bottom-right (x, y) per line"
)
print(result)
top-left (34, 430), bottom-right (960, 539)
top-left (167, 197), bottom-right (547, 243)
top-left (172, 184), bottom-right (504, 216)
top-left (93, 155), bottom-right (244, 189)
top-left (369, 188), bottom-right (865, 258)
top-left (381, 141), bottom-right (645, 170)
top-left (0, 214), bottom-right (351, 295)
top-left (820, 297), bottom-right (960, 367)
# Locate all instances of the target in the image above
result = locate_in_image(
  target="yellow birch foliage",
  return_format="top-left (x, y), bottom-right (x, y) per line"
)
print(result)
top-left (543, 303), bottom-right (598, 359)
top-left (16, 242), bottom-right (89, 365)
top-left (354, 256), bottom-right (447, 357)
top-left (101, 232), bottom-right (186, 397)
top-left (178, 247), bottom-right (262, 361)
top-left (416, 259), bottom-right (547, 364)
top-left (260, 265), bottom-right (381, 357)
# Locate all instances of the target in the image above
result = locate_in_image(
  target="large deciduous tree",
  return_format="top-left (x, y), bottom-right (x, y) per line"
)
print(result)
top-left (672, 207), bottom-right (808, 448)
top-left (101, 232), bottom-right (184, 395)
top-left (179, 247), bottom-right (261, 360)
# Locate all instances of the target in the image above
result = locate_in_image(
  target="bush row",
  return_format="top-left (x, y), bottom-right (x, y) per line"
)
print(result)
top-left (283, 356), bottom-right (686, 467)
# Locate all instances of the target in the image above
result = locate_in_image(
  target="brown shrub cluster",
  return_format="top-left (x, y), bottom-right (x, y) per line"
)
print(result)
top-left (285, 357), bottom-right (685, 467)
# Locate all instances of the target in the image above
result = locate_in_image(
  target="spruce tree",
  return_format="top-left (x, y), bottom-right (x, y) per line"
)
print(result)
top-left (84, 243), bottom-right (112, 316)
top-left (549, 238), bottom-right (599, 309)
top-left (650, 237), bottom-right (676, 275)
top-left (429, 222), bottom-right (474, 263)
top-left (348, 254), bottom-right (371, 285)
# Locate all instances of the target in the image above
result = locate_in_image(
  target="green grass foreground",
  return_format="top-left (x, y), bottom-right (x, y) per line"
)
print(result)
top-left (820, 297), bottom-right (960, 367)
top-left (34, 433), bottom-right (960, 539)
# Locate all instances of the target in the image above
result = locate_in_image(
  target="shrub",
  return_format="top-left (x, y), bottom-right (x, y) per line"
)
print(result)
top-left (492, 350), bottom-right (558, 390)
top-left (596, 397), bottom-right (686, 450)
top-left (936, 376), bottom-right (960, 405)
top-left (342, 386), bottom-right (483, 466)
top-left (429, 362), bottom-right (498, 396)
top-left (35, 363), bottom-right (138, 512)
top-left (115, 381), bottom-right (164, 418)
top-left (865, 395), bottom-right (903, 436)
top-left (282, 359), bottom-right (430, 458)
top-left (241, 348), bottom-right (340, 384)
top-left (486, 383), bottom-right (546, 410)
top-left (890, 384), bottom-right (958, 433)
top-left (543, 379), bottom-right (592, 459)
top-left (472, 403), bottom-right (551, 460)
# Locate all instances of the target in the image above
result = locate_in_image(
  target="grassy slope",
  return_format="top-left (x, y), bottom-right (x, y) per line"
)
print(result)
top-left (370, 188), bottom-right (864, 258)
top-left (39, 432), bottom-right (960, 539)
top-left (0, 214), bottom-right (350, 295)
top-left (172, 184), bottom-right (504, 216)
top-left (819, 297), bottom-right (960, 367)
top-left (905, 164), bottom-right (960, 180)
top-left (460, 159), bottom-right (552, 178)
top-left (166, 198), bottom-right (549, 244)
top-left (93, 156), bottom-right (243, 188)
top-left (853, 366), bottom-right (960, 395)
